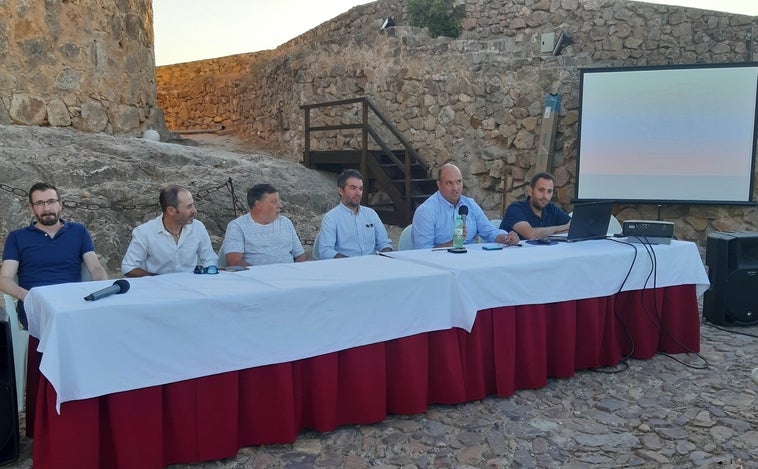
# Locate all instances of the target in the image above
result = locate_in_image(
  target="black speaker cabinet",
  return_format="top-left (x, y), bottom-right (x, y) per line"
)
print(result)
top-left (703, 231), bottom-right (758, 326)
top-left (0, 312), bottom-right (20, 466)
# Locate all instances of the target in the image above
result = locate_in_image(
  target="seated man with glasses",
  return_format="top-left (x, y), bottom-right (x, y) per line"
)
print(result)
top-left (0, 182), bottom-right (108, 329)
top-left (122, 184), bottom-right (218, 277)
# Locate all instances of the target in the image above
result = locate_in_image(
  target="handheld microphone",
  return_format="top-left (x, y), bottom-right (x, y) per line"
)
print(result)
top-left (84, 279), bottom-right (130, 302)
top-left (458, 205), bottom-right (469, 225)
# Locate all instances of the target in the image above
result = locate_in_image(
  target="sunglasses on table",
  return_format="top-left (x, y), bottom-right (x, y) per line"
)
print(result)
top-left (194, 265), bottom-right (219, 275)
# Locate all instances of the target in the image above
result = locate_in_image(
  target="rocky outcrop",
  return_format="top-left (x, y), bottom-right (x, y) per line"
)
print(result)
top-left (0, 125), bottom-right (339, 274)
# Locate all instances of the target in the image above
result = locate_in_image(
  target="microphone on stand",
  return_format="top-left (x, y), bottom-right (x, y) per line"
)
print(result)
top-left (449, 205), bottom-right (470, 253)
top-left (458, 205), bottom-right (468, 225)
top-left (84, 279), bottom-right (131, 302)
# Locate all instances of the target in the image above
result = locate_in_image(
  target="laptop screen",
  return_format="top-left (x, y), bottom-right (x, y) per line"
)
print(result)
top-left (551, 202), bottom-right (614, 242)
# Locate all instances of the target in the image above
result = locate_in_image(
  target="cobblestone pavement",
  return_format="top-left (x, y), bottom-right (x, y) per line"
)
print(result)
top-left (7, 319), bottom-right (758, 469)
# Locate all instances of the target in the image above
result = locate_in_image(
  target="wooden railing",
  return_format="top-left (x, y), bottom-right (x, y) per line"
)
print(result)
top-left (301, 97), bottom-right (433, 225)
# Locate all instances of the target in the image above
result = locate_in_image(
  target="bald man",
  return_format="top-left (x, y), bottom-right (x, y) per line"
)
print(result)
top-left (411, 164), bottom-right (519, 249)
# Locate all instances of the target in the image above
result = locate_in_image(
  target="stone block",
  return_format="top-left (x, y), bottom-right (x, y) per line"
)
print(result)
top-left (0, 99), bottom-right (11, 125)
top-left (109, 104), bottom-right (141, 135)
top-left (513, 129), bottom-right (535, 149)
top-left (47, 98), bottom-right (72, 127)
top-left (77, 99), bottom-right (109, 132)
top-left (9, 93), bottom-right (46, 125)
top-left (489, 159), bottom-right (505, 177)
top-left (54, 68), bottom-right (84, 92)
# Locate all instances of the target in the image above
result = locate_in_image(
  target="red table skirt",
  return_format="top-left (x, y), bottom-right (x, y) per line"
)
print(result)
top-left (26, 285), bottom-right (699, 469)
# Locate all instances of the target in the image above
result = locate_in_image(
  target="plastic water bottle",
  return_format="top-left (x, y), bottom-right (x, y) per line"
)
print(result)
top-left (453, 215), bottom-right (464, 249)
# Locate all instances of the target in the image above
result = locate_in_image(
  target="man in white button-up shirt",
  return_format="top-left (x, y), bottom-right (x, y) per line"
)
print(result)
top-left (121, 185), bottom-right (217, 277)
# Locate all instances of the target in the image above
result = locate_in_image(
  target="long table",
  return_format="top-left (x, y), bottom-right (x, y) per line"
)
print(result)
top-left (24, 239), bottom-right (709, 469)
top-left (26, 255), bottom-right (472, 409)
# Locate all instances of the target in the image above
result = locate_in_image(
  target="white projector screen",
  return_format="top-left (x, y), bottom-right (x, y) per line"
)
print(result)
top-left (576, 63), bottom-right (758, 204)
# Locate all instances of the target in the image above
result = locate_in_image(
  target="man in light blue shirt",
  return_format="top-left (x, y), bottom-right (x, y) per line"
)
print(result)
top-left (412, 164), bottom-right (520, 249)
top-left (318, 169), bottom-right (393, 259)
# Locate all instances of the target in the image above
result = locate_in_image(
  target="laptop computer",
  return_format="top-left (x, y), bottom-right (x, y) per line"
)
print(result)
top-left (548, 201), bottom-right (614, 242)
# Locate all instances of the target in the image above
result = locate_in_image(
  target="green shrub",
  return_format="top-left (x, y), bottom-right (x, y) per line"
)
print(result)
top-left (407, 0), bottom-right (465, 38)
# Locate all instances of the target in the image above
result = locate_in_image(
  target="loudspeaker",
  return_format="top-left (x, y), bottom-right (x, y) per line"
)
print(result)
top-left (0, 312), bottom-right (20, 466)
top-left (703, 231), bottom-right (758, 326)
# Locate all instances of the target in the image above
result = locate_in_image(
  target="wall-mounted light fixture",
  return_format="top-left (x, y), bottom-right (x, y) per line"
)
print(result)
top-left (553, 31), bottom-right (572, 56)
top-left (541, 31), bottom-right (573, 56)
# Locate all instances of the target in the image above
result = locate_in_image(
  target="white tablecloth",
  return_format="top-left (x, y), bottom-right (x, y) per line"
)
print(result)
top-left (25, 255), bottom-right (470, 409)
top-left (383, 239), bottom-right (709, 314)
top-left (25, 239), bottom-right (709, 410)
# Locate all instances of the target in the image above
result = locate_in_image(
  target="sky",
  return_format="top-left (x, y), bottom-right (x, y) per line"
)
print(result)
top-left (153, 0), bottom-right (758, 66)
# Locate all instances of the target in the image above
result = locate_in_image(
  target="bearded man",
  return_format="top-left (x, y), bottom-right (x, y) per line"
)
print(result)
top-left (317, 169), bottom-right (393, 259)
top-left (121, 184), bottom-right (217, 277)
top-left (0, 182), bottom-right (107, 329)
top-left (500, 172), bottom-right (571, 240)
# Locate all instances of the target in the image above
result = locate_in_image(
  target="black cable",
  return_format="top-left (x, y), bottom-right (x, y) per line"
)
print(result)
top-left (637, 237), bottom-right (659, 328)
top-left (587, 238), bottom-right (639, 374)
top-left (632, 236), bottom-right (710, 370)
top-left (588, 358), bottom-right (630, 374)
top-left (599, 236), bottom-right (710, 372)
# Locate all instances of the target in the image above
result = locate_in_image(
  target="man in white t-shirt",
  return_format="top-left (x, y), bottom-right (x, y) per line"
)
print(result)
top-left (222, 183), bottom-right (307, 266)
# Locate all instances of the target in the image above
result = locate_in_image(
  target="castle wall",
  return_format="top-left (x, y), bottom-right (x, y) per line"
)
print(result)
top-left (156, 0), bottom-right (758, 247)
top-left (0, 0), bottom-right (163, 135)
top-left (155, 51), bottom-right (273, 132)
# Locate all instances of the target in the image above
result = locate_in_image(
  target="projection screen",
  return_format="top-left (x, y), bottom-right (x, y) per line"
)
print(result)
top-left (575, 63), bottom-right (758, 204)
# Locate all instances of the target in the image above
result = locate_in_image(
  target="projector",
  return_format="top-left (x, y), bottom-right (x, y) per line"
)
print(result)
top-left (622, 220), bottom-right (675, 245)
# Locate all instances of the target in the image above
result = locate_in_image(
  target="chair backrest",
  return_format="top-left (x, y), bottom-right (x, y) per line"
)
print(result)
top-left (81, 262), bottom-right (92, 282)
top-left (4, 288), bottom-right (28, 412)
top-left (607, 215), bottom-right (623, 235)
top-left (216, 248), bottom-right (226, 268)
top-left (490, 219), bottom-right (502, 229)
top-left (398, 225), bottom-right (413, 251)
top-left (311, 233), bottom-right (321, 260)
top-left (3, 262), bottom-right (92, 412)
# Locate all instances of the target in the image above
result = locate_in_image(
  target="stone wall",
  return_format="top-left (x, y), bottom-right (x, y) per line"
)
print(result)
top-left (156, 0), bottom-right (758, 249)
top-left (0, 0), bottom-right (163, 135)
top-left (156, 51), bottom-right (273, 132)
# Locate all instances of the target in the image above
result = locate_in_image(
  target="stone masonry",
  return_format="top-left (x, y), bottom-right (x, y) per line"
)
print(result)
top-left (0, 0), bottom-right (164, 135)
top-left (156, 0), bottom-right (758, 251)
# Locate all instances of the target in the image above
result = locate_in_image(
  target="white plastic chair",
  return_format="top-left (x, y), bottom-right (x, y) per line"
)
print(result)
top-left (607, 215), bottom-right (623, 235)
top-left (216, 248), bottom-right (226, 268)
top-left (398, 225), bottom-right (413, 251)
top-left (490, 219), bottom-right (502, 229)
top-left (4, 292), bottom-right (27, 412)
top-left (4, 263), bottom-right (91, 412)
top-left (311, 233), bottom-right (321, 260)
